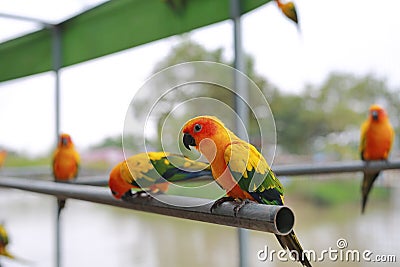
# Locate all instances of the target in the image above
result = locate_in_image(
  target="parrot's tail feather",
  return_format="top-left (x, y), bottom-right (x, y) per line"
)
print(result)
top-left (275, 230), bottom-right (312, 267)
top-left (1, 249), bottom-right (15, 259)
top-left (12, 255), bottom-right (35, 266)
top-left (361, 171), bottom-right (380, 214)
top-left (57, 199), bottom-right (66, 214)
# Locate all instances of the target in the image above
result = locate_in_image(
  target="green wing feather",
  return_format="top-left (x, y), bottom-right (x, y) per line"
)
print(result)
top-left (0, 225), bottom-right (9, 246)
top-left (124, 152), bottom-right (210, 187)
top-left (224, 142), bottom-right (284, 205)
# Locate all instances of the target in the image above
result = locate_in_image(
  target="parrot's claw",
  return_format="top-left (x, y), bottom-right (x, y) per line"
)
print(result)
top-left (132, 190), bottom-right (152, 198)
top-left (120, 190), bottom-right (134, 201)
top-left (233, 199), bottom-right (252, 217)
top-left (210, 196), bottom-right (236, 213)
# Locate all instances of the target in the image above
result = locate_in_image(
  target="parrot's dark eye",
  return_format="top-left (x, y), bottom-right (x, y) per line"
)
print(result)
top-left (194, 124), bottom-right (202, 133)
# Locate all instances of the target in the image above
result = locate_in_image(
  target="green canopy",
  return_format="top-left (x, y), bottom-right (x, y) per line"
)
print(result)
top-left (0, 0), bottom-right (270, 83)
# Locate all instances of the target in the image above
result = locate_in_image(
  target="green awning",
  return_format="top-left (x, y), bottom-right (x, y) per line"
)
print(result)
top-left (0, 0), bottom-right (270, 83)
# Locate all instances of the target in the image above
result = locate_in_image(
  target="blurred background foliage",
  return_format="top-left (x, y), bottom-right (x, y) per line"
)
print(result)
top-left (3, 36), bottom-right (400, 165)
top-left (129, 36), bottom-right (400, 160)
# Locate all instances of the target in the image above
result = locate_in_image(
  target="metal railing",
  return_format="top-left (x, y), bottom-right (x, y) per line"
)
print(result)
top-left (272, 159), bottom-right (400, 176)
top-left (0, 177), bottom-right (293, 235)
top-left (1, 159), bottom-right (399, 233)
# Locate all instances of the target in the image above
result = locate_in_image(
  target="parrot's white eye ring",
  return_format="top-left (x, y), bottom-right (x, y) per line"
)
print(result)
top-left (194, 124), bottom-right (202, 133)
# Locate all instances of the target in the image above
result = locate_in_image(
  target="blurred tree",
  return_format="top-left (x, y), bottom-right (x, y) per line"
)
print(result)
top-left (130, 36), bottom-right (276, 151)
top-left (92, 135), bottom-right (141, 151)
top-left (275, 72), bottom-right (400, 157)
top-left (128, 37), bottom-right (400, 159)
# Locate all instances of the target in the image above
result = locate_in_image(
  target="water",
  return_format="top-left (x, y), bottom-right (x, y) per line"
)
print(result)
top-left (0, 186), bottom-right (399, 267)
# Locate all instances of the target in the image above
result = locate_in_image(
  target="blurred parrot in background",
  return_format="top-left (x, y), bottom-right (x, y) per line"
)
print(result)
top-left (275, 0), bottom-right (299, 29)
top-left (0, 223), bottom-right (14, 260)
top-left (109, 151), bottom-right (211, 200)
top-left (359, 104), bottom-right (394, 213)
top-left (52, 133), bottom-right (80, 213)
top-left (0, 223), bottom-right (31, 265)
top-left (0, 150), bottom-right (7, 169)
top-left (182, 116), bottom-right (311, 267)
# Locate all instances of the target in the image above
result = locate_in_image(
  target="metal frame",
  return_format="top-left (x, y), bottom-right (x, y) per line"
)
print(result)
top-left (230, 1), bottom-right (250, 266)
top-left (0, 12), bottom-right (63, 267)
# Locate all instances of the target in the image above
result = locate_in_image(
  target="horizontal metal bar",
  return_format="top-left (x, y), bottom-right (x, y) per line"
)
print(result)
top-left (0, 13), bottom-right (53, 26)
top-left (0, 167), bottom-right (107, 181)
top-left (73, 175), bottom-right (111, 186)
top-left (0, 177), bottom-right (294, 235)
top-left (273, 159), bottom-right (400, 176)
top-left (0, 165), bottom-right (51, 177)
top-left (3, 159), bottom-right (400, 187)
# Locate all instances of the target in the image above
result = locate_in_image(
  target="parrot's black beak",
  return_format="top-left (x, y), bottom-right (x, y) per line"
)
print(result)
top-left (183, 133), bottom-right (196, 151)
top-left (61, 138), bottom-right (68, 146)
top-left (371, 111), bottom-right (379, 121)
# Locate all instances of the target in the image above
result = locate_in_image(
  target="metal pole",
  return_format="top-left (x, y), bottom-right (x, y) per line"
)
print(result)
top-left (52, 25), bottom-right (61, 140)
top-left (0, 13), bottom-right (52, 26)
top-left (0, 178), bottom-right (295, 235)
top-left (230, 1), bottom-right (249, 267)
top-left (51, 25), bottom-right (62, 267)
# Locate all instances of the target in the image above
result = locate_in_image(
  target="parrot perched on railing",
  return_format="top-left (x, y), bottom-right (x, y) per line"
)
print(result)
top-left (359, 104), bottom-right (394, 213)
top-left (0, 150), bottom-right (7, 169)
top-left (109, 151), bottom-right (211, 200)
top-left (52, 133), bottom-right (80, 213)
top-left (182, 116), bottom-right (311, 267)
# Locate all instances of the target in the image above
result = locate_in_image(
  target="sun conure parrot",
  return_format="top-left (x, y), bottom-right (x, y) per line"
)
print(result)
top-left (359, 104), bottom-right (394, 213)
top-left (0, 223), bottom-right (14, 260)
top-left (182, 116), bottom-right (312, 267)
top-left (275, 0), bottom-right (299, 29)
top-left (0, 223), bottom-right (32, 265)
top-left (109, 151), bottom-right (211, 200)
top-left (52, 133), bottom-right (80, 213)
top-left (0, 150), bottom-right (7, 168)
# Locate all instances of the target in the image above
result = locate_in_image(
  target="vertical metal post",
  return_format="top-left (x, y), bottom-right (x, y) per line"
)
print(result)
top-left (52, 25), bottom-right (62, 267)
top-left (52, 25), bottom-right (61, 139)
top-left (230, 1), bottom-right (249, 267)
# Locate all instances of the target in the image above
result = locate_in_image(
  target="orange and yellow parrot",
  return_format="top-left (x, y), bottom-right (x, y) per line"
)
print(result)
top-left (0, 223), bottom-right (14, 260)
top-left (52, 133), bottom-right (80, 212)
top-left (109, 151), bottom-right (211, 200)
top-left (183, 116), bottom-right (311, 267)
top-left (359, 104), bottom-right (394, 213)
top-left (275, 0), bottom-right (299, 29)
top-left (0, 150), bottom-right (7, 168)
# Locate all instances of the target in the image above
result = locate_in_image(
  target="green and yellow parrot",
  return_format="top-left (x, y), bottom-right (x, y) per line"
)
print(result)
top-left (182, 116), bottom-right (311, 267)
top-left (0, 223), bottom-right (32, 265)
top-left (109, 151), bottom-right (211, 199)
top-left (0, 223), bottom-right (14, 260)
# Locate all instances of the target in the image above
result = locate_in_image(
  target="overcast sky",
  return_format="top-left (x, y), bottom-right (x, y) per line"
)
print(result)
top-left (0, 0), bottom-right (399, 156)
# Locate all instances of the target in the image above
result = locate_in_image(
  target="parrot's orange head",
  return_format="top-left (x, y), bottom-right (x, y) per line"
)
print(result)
top-left (369, 104), bottom-right (387, 122)
top-left (58, 133), bottom-right (73, 148)
top-left (108, 163), bottom-right (132, 200)
top-left (182, 116), bottom-right (233, 160)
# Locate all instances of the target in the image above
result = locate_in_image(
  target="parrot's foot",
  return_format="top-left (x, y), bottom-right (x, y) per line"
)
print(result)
top-left (233, 199), bottom-right (252, 216)
top-left (210, 196), bottom-right (236, 213)
top-left (121, 190), bottom-right (134, 201)
top-left (132, 190), bottom-right (152, 198)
